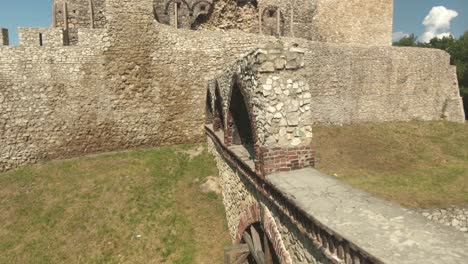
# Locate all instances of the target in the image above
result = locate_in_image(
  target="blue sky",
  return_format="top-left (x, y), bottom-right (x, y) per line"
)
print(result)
top-left (0, 0), bottom-right (467, 45)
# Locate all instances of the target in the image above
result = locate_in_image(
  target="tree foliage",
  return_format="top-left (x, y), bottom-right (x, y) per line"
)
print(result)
top-left (393, 32), bottom-right (468, 118)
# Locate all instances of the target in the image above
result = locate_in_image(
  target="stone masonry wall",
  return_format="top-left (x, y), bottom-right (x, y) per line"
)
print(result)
top-left (299, 43), bottom-right (465, 124)
top-left (53, 0), bottom-right (107, 44)
top-left (0, 1), bottom-right (278, 172)
top-left (208, 45), bottom-right (317, 175)
top-left (314, 0), bottom-right (393, 46)
top-left (18, 28), bottom-right (65, 47)
top-left (207, 137), bottom-right (328, 263)
top-left (0, 29), bottom-right (109, 171)
top-left (0, 0), bottom-right (463, 172)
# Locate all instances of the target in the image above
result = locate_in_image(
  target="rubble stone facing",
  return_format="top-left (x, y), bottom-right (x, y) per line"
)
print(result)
top-left (314, 0), bottom-right (393, 46)
top-left (0, 0), bottom-right (465, 173)
top-left (207, 44), bottom-right (316, 175)
top-left (0, 29), bottom-right (109, 172)
top-left (419, 206), bottom-right (468, 233)
top-left (156, 0), bottom-right (392, 46)
top-left (206, 129), bottom-right (383, 264)
top-left (18, 28), bottom-right (66, 47)
top-left (53, 0), bottom-right (107, 45)
top-left (207, 137), bottom-right (323, 264)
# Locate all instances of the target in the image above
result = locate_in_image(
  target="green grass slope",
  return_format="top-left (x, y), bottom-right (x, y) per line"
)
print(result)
top-left (313, 121), bottom-right (468, 208)
top-left (0, 144), bottom-right (230, 264)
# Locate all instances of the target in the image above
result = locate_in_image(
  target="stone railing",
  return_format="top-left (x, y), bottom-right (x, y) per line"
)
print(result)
top-left (206, 125), bottom-right (382, 264)
top-left (207, 124), bottom-right (468, 263)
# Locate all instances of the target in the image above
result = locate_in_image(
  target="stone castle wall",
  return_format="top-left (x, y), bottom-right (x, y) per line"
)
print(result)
top-left (298, 43), bottom-right (464, 124)
top-left (53, 0), bottom-right (107, 44)
top-left (155, 0), bottom-right (392, 46)
top-left (0, 0), bottom-right (464, 172)
top-left (0, 0), bottom-right (277, 171)
top-left (314, 0), bottom-right (393, 46)
top-left (0, 29), bottom-right (109, 171)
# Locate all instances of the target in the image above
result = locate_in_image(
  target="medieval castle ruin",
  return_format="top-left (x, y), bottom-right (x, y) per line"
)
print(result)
top-left (1, 0), bottom-right (467, 263)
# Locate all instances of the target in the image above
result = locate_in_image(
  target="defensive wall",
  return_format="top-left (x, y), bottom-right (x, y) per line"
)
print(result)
top-left (0, 0), bottom-right (464, 171)
top-left (155, 0), bottom-right (393, 46)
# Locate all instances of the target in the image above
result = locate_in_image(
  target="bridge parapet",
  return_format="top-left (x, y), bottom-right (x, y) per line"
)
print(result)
top-left (207, 128), bottom-right (468, 263)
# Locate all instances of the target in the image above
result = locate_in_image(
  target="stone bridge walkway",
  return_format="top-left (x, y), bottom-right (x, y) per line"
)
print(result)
top-left (267, 168), bottom-right (468, 263)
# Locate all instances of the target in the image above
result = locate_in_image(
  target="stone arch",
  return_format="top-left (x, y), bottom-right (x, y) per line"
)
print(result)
top-left (191, 1), bottom-right (212, 30)
top-left (213, 83), bottom-right (225, 132)
top-left (225, 75), bottom-right (257, 160)
top-left (164, 0), bottom-right (192, 28)
top-left (164, 0), bottom-right (191, 15)
top-left (191, 0), bottom-right (212, 12)
top-left (205, 88), bottom-right (214, 124)
top-left (153, 5), bottom-right (160, 22)
top-left (236, 204), bottom-right (292, 264)
top-left (261, 5), bottom-right (285, 36)
top-left (237, 0), bottom-right (258, 8)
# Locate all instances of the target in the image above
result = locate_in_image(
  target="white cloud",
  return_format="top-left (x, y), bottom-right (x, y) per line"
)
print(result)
top-left (393, 31), bottom-right (409, 42)
top-left (419, 6), bottom-right (458, 43)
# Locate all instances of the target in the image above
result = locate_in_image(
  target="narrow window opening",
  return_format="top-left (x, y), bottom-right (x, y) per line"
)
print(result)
top-left (39, 33), bottom-right (43, 46)
top-left (268, 9), bottom-right (275, 17)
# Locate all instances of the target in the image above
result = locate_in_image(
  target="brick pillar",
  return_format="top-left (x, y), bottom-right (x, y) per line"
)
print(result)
top-left (260, 146), bottom-right (315, 175)
top-left (1, 28), bottom-right (9, 46)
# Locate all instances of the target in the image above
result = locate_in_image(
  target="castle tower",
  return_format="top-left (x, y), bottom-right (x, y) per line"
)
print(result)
top-left (52, 0), bottom-right (107, 45)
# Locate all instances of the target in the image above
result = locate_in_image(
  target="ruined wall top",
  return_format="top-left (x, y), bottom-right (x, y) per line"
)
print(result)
top-left (155, 0), bottom-right (394, 46)
top-left (50, 0), bottom-right (393, 46)
top-left (52, 0), bottom-right (107, 45)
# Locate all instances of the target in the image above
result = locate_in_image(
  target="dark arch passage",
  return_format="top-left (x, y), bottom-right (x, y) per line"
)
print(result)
top-left (205, 89), bottom-right (213, 124)
top-left (214, 87), bottom-right (225, 131)
top-left (240, 223), bottom-right (280, 264)
top-left (228, 81), bottom-right (255, 158)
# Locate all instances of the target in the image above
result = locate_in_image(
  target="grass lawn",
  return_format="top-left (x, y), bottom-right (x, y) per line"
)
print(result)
top-left (0, 144), bottom-right (230, 264)
top-left (313, 121), bottom-right (468, 209)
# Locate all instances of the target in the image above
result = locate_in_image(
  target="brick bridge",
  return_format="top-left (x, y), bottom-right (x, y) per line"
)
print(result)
top-left (204, 46), bottom-right (468, 263)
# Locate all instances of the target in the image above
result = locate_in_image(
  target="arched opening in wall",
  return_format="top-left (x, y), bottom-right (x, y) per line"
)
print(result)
top-left (191, 14), bottom-right (209, 30)
top-left (261, 6), bottom-right (285, 36)
top-left (206, 89), bottom-right (213, 124)
top-left (191, 1), bottom-right (213, 30)
top-left (153, 5), bottom-right (160, 22)
top-left (228, 79), bottom-right (255, 160)
top-left (214, 86), bottom-right (225, 132)
top-left (237, 223), bottom-right (280, 264)
top-left (237, 0), bottom-right (258, 8)
top-left (164, 0), bottom-right (192, 28)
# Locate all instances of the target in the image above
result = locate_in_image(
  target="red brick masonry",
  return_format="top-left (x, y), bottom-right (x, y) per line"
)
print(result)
top-left (260, 146), bottom-right (315, 175)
